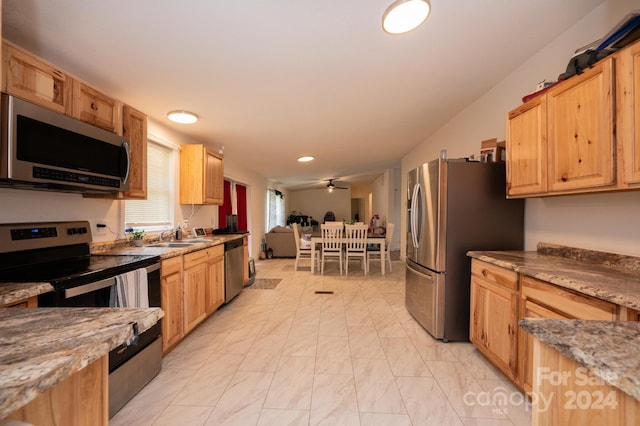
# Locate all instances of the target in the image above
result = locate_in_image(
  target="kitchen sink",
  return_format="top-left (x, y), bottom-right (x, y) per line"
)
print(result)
top-left (151, 242), bottom-right (197, 248)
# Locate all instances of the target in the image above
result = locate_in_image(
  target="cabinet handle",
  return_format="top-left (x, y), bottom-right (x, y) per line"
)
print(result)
top-left (561, 173), bottom-right (568, 182)
top-left (91, 102), bottom-right (98, 111)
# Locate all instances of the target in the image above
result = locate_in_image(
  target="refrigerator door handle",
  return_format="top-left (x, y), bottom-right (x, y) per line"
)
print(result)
top-left (410, 183), bottom-right (421, 248)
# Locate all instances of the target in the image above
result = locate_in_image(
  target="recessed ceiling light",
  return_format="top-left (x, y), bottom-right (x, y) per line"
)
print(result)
top-left (382, 0), bottom-right (431, 35)
top-left (297, 156), bottom-right (314, 162)
top-left (167, 110), bottom-right (199, 124)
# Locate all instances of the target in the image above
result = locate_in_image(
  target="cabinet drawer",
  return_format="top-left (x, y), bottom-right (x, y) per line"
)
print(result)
top-left (209, 244), bottom-right (224, 257)
top-left (521, 276), bottom-right (617, 320)
top-left (184, 248), bottom-right (209, 269)
top-left (471, 260), bottom-right (518, 291)
top-left (161, 256), bottom-right (182, 277)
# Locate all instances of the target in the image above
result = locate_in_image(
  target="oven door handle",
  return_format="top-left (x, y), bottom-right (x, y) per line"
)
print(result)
top-left (65, 277), bottom-right (115, 299)
top-left (64, 263), bottom-right (160, 299)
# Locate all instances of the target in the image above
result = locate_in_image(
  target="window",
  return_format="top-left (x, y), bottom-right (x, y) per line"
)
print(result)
top-left (125, 141), bottom-right (174, 230)
top-left (265, 189), bottom-right (285, 232)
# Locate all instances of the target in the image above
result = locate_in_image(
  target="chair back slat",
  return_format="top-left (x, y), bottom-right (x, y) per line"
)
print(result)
top-left (345, 224), bottom-right (368, 252)
top-left (321, 223), bottom-right (343, 251)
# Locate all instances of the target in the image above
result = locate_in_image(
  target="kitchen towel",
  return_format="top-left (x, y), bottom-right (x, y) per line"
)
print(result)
top-left (112, 268), bottom-right (149, 308)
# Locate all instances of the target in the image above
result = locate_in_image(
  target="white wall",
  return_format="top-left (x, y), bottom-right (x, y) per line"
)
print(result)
top-left (400, 0), bottom-right (640, 257)
top-left (289, 188), bottom-right (352, 225)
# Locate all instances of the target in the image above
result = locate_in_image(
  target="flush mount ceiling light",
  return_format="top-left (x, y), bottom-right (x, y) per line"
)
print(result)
top-left (382, 0), bottom-right (431, 35)
top-left (297, 156), bottom-right (315, 162)
top-left (167, 110), bottom-right (199, 124)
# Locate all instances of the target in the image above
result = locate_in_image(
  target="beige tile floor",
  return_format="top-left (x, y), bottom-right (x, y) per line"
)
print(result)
top-left (111, 258), bottom-right (531, 426)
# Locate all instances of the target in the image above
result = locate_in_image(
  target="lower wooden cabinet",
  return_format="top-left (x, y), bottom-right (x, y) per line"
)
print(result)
top-left (183, 250), bottom-right (209, 334)
top-left (243, 236), bottom-right (249, 285)
top-left (470, 259), bottom-right (624, 393)
top-left (518, 276), bottom-right (617, 393)
top-left (205, 245), bottom-right (225, 315)
top-left (6, 355), bottom-right (108, 425)
top-left (161, 244), bottom-right (228, 354)
top-left (161, 256), bottom-right (183, 354)
top-left (532, 338), bottom-right (640, 425)
top-left (470, 260), bottom-right (519, 381)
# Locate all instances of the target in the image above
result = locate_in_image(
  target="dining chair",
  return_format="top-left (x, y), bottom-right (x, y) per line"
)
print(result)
top-left (320, 222), bottom-right (343, 275)
top-left (344, 223), bottom-right (368, 275)
top-left (367, 223), bottom-right (394, 273)
top-left (293, 223), bottom-right (319, 272)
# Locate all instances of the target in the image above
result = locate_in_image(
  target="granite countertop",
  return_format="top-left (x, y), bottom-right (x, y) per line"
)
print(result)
top-left (93, 233), bottom-right (248, 259)
top-left (0, 283), bottom-right (54, 307)
top-left (519, 318), bottom-right (640, 401)
top-left (467, 243), bottom-right (640, 311)
top-left (0, 307), bottom-right (163, 418)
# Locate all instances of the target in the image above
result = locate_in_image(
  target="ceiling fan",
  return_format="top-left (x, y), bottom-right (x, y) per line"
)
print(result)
top-left (326, 179), bottom-right (348, 191)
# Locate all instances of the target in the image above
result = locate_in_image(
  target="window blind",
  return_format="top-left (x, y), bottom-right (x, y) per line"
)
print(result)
top-left (125, 141), bottom-right (173, 228)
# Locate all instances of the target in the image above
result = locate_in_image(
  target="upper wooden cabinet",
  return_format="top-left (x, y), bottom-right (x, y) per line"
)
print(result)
top-left (547, 58), bottom-right (615, 192)
top-left (180, 144), bottom-right (224, 205)
top-left (2, 39), bottom-right (148, 200)
top-left (506, 96), bottom-right (547, 196)
top-left (506, 57), bottom-right (616, 197)
top-left (123, 105), bottom-right (148, 199)
top-left (2, 41), bottom-right (73, 115)
top-left (72, 80), bottom-right (122, 134)
top-left (618, 40), bottom-right (640, 187)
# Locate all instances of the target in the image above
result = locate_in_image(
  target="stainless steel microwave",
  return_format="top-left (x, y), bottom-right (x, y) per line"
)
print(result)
top-left (0, 93), bottom-right (130, 193)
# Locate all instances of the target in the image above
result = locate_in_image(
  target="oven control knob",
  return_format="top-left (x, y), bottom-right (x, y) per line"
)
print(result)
top-left (79, 227), bottom-right (87, 234)
top-left (67, 228), bottom-right (77, 235)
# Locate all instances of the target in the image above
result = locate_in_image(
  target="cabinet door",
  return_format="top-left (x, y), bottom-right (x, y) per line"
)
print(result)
top-left (518, 300), bottom-right (569, 394)
top-left (123, 105), bottom-right (148, 199)
top-left (547, 58), bottom-right (615, 192)
top-left (470, 276), bottom-right (519, 381)
top-left (205, 249), bottom-right (225, 315)
top-left (183, 262), bottom-right (207, 333)
top-left (3, 41), bottom-right (73, 115)
top-left (204, 150), bottom-right (224, 204)
top-left (618, 41), bottom-right (640, 185)
top-left (506, 95), bottom-right (547, 196)
top-left (518, 276), bottom-right (617, 392)
top-left (72, 80), bottom-right (122, 134)
top-left (161, 270), bottom-right (183, 354)
top-left (243, 236), bottom-right (249, 285)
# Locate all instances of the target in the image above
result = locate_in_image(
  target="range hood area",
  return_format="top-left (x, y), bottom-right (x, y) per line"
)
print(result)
top-left (0, 93), bottom-right (131, 195)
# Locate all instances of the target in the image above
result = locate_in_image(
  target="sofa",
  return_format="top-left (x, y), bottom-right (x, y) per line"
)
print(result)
top-left (264, 226), bottom-right (297, 258)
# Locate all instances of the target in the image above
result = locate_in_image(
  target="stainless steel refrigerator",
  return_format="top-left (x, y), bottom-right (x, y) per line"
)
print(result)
top-left (406, 157), bottom-right (524, 342)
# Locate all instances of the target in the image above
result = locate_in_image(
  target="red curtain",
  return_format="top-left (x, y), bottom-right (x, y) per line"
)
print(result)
top-left (217, 180), bottom-right (247, 231)
top-left (217, 180), bottom-right (232, 228)
top-left (236, 184), bottom-right (247, 231)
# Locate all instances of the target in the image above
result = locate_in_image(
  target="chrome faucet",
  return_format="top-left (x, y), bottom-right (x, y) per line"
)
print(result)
top-left (158, 229), bottom-right (175, 242)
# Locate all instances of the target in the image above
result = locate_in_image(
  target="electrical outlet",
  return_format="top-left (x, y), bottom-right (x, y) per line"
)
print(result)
top-left (182, 219), bottom-right (189, 229)
top-left (95, 222), bottom-right (107, 236)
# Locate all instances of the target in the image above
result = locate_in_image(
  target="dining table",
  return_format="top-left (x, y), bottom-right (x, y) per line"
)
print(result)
top-left (309, 231), bottom-right (387, 275)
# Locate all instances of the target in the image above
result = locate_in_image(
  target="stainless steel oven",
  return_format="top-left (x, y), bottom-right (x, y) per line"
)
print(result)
top-left (0, 220), bottom-right (162, 418)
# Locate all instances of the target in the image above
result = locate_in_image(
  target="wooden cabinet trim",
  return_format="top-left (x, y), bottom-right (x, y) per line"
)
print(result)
top-left (471, 260), bottom-right (518, 290)
top-left (521, 276), bottom-right (617, 321)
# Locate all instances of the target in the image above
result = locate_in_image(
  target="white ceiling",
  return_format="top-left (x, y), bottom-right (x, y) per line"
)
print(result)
top-left (3, 0), bottom-right (602, 189)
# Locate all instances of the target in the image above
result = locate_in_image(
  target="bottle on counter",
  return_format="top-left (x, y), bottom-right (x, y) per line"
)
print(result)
top-left (175, 225), bottom-right (182, 240)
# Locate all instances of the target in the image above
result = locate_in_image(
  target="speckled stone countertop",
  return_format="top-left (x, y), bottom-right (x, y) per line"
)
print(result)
top-left (467, 242), bottom-right (640, 311)
top-left (0, 307), bottom-right (163, 418)
top-left (92, 233), bottom-right (248, 259)
top-left (0, 283), bottom-right (53, 307)
top-left (519, 318), bottom-right (640, 401)
top-left (0, 234), bottom-right (248, 306)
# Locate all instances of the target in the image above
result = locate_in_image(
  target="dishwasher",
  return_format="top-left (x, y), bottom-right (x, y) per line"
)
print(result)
top-left (224, 238), bottom-right (245, 303)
